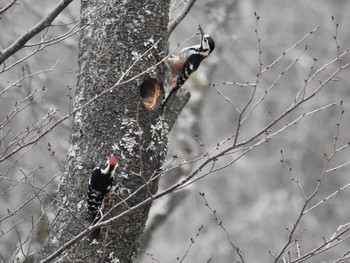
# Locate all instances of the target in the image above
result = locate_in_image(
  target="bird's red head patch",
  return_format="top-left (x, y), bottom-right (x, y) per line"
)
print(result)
top-left (108, 155), bottom-right (119, 167)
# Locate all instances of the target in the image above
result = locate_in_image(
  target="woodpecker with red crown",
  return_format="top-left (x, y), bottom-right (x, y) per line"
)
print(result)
top-left (162, 25), bottom-right (215, 108)
top-left (87, 154), bottom-right (119, 225)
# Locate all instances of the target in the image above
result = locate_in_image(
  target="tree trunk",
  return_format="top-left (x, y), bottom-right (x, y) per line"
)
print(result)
top-left (35, 1), bottom-right (187, 262)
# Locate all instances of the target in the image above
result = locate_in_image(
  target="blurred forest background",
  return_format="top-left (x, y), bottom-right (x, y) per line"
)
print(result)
top-left (1, 0), bottom-right (350, 262)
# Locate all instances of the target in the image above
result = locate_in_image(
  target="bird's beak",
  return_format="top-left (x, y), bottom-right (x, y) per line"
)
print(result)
top-left (198, 25), bottom-right (204, 37)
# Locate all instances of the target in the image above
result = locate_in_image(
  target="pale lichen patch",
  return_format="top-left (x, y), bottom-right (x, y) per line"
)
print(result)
top-left (109, 251), bottom-right (120, 263)
top-left (150, 115), bottom-right (169, 142)
top-left (117, 118), bottom-right (143, 157)
top-left (67, 144), bottom-right (78, 158)
top-left (77, 200), bottom-right (84, 211)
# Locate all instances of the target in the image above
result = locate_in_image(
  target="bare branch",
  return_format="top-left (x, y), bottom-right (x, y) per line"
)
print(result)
top-left (0, 59), bottom-right (67, 97)
top-left (141, 251), bottom-right (161, 263)
top-left (0, 43), bottom-right (169, 162)
top-left (167, 0), bottom-right (197, 38)
top-left (261, 27), bottom-right (319, 75)
top-left (280, 150), bottom-right (307, 200)
top-left (332, 16), bottom-right (342, 66)
top-left (0, 0), bottom-right (17, 15)
top-left (304, 181), bottom-right (350, 214)
top-left (0, 0), bottom-right (74, 65)
top-left (0, 3), bottom-right (127, 73)
top-left (200, 193), bottom-right (245, 263)
top-left (242, 45), bottom-right (308, 124)
top-left (273, 202), bottom-right (309, 263)
top-left (290, 226), bottom-right (350, 263)
top-left (178, 225), bottom-right (203, 263)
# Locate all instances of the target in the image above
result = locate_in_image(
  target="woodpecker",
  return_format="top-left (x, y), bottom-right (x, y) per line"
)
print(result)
top-left (162, 25), bottom-right (215, 108)
top-left (87, 154), bottom-right (118, 225)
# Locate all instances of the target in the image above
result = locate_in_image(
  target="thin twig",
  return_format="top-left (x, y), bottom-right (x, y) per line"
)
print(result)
top-left (0, 0), bottom-right (74, 65)
top-left (177, 225), bottom-right (203, 263)
top-left (0, 41), bottom-right (169, 162)
top-left (261, 27), bottom-right (319, 75)
top-left (280, 150), bottom-right (307, 200)
top-left (0, 0), bottom-right (17, 15)
top-left (272, 201), bottom-right (309, 263)
top-left (167, 0), bottom-right (197, 38)
top-left (1, 59), bottom-right (65, 97)
top-left (200, 193), bottom-right (245, 263)
top-left (303, 181), bottom-right (350, 214)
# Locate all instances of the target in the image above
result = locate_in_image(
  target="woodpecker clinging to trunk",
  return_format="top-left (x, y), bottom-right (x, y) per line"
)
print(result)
top-left (162, 25), bottom-right (215, 108)
top-left (87, 154), bottom-right (118, 225)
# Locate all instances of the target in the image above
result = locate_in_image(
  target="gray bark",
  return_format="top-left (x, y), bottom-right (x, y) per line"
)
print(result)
top-left (35, 1), bottom-right (187, 262)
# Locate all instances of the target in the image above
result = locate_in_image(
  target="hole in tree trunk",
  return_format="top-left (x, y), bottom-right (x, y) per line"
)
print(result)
top-left (140, 78), bottom-right (164, 111)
